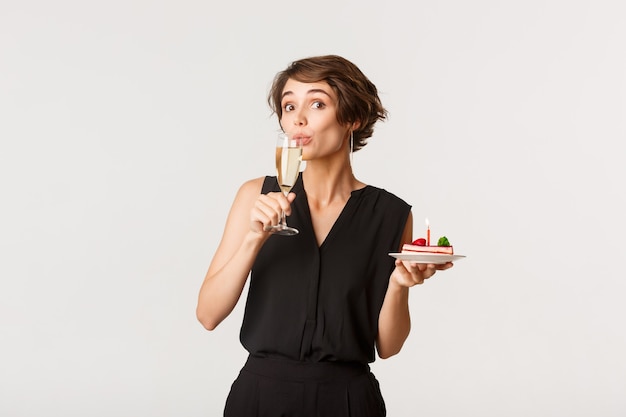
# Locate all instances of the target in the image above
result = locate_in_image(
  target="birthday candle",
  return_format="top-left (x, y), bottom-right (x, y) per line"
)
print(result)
top-left (425, 218), bottom-right (430, 246)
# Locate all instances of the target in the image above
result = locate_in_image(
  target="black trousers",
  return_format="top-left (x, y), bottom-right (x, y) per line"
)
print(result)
top-left (224, 355), bottom-right (386, 417)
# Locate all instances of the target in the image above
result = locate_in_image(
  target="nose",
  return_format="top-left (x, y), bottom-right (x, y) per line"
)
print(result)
top-left (293, 109), bottom-right (306, 126)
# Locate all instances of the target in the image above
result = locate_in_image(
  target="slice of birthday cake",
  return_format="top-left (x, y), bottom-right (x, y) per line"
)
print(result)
top-left (402, 236), bottom-right (454, 255)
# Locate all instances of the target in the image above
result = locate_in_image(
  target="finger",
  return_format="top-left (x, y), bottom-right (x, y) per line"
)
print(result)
top-left (436, 262), bottom-right (454, 271)
top-left (278, 192), bottom-right (295, 216)
top-left (258, 194), bottom-right (284, 217)
top-left (407, 262), bottom-right (437, 281)
top-left (395, 260), bottom-right (425, 286)
top-left (424, 264), bottom-right (438, 278)
top-left (253, 195), bottom-right (283, 230)
top-left (259, 193), bottom-right (283, 208)
top-left (250, 206), bottom-right (276, 232)
top-left (405, 262), bottom-right (431, 273)
top-left (407, 262), bottom-right (428, 272)
top-left (264, 192), bottom-right (294, 216)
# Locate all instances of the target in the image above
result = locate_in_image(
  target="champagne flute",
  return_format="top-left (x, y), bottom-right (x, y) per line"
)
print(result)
top-left (266, 132), bottom-right (303, 236)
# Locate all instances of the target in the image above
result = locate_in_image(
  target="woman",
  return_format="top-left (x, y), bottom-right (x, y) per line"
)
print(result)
top-left (196, 54), bottom-right (453, 416)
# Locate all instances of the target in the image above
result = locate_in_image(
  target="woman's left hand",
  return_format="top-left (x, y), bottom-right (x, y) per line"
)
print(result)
top-left (390, 259), bottom-right (453, 287)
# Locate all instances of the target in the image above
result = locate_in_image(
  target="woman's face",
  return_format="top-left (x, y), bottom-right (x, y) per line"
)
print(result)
top-left (279, 78), bottom-right (351, 161)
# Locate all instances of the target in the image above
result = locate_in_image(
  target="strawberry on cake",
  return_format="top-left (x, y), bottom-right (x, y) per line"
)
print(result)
top-left (402, 236), bottom-right (453, 255)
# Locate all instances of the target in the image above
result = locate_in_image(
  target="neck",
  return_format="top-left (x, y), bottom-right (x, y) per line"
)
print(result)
top-left (301, 157), bottom-right (363, 205)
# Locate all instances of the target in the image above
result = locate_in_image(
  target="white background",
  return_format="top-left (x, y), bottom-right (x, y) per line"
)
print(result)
top-left (1, 0), bottom-right (625, 416)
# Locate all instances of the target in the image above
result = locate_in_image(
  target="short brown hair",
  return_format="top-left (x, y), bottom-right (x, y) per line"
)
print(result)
top-left (268, 55), bottom-right (387, 152)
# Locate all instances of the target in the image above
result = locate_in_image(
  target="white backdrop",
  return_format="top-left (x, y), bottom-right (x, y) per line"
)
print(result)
top-left (1, 0), bottom-right (625, 416)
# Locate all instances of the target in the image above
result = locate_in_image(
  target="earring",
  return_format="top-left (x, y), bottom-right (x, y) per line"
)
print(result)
top-left (350, 130), bottom-right (354, 165)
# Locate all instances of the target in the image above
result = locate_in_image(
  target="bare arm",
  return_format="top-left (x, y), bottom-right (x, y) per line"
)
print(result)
top-left (376, 211), bottom-right (453, 359)
top-left (196, 177), bottom-right (295, 330)
top-left (376, 212), bottom-right (413, 359)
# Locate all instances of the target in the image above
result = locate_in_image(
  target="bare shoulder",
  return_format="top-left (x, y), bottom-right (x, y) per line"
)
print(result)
top-left (234, 177), bottom-right (266, 204)
top-left (212, 176), bottom-right (266, 261)
top-left (240, 176), bottom-right (266, 192)
top-left (225, 177), bottom-right (267, 218)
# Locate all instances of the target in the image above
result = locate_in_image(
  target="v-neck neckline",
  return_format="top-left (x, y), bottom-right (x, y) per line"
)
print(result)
top-left (295, 177), bottom-right (370, 249)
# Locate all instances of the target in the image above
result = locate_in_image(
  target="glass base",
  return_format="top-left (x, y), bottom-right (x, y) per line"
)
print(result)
top-left (266, 224), bottom-right (299, 236)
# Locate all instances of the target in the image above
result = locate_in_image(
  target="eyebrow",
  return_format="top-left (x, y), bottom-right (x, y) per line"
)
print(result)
top-left (281, 88), bottom-right (332, 100)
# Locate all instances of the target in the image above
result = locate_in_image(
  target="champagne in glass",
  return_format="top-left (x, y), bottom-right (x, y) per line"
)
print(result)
top-left (267, 132), bottom-right (303, 236)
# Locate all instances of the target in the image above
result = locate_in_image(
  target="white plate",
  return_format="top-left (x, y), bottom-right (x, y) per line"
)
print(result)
top-left (389, 252), bottom-right (466, 264)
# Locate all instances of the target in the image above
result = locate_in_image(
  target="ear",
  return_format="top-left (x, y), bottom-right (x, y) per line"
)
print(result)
top-left (350, 121), bottom-right (361, 131)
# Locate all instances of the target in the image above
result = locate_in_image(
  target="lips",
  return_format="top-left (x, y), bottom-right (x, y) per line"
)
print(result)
top-left (290, 132), bottom-right (312, 146)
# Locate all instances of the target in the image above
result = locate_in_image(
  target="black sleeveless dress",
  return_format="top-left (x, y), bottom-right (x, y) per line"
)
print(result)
top-left (224, 175), bottom-right (411, 417)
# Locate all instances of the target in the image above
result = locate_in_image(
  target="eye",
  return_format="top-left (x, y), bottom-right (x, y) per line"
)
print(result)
top-left (311, 101), bottom-right (326, 109)
top-left (283, 103), bottom-right (295, 112)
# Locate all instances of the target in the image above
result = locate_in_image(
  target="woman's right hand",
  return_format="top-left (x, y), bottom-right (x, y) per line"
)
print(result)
top-left (250, 191), bottom-right (296, 233)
